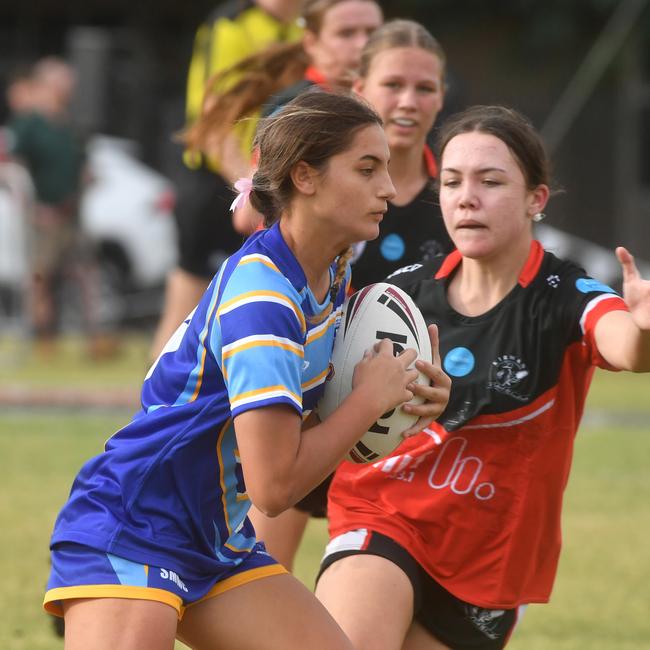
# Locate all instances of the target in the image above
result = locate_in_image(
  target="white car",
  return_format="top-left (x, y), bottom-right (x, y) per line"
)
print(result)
top-left (0, 160), bottom-right (32, 333)
top-left (80, 135), bottom-right (177, 324)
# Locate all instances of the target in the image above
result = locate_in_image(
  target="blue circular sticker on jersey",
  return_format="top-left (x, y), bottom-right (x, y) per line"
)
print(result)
top-left (380, 234), bottom-right (405, 261)
top-left (575, 278), bottom-right (616, 294)
top-left (444, 347), bottom-right (475, 377)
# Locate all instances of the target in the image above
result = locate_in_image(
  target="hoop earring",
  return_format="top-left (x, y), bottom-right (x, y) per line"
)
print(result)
top-left (532, 212), bottom-right (545, 223)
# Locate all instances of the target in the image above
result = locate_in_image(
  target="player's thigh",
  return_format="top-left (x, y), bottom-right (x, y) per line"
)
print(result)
top-left (62, 597), bottom-right (177, 650)
top-left (177, 572), bottom-right (353, 650)
top-left (316, 554), bottom-right (415, 650)
top-left (403, 619), bottom-right (452, 650)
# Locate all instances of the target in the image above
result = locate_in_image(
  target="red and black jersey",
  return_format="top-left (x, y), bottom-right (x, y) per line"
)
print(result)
top-left (327, 241), bottom-right (628, 609)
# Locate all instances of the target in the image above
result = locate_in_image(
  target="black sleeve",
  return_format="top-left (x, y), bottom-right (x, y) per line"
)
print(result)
top-left (547, 257), bottom-right (625, 351)
top-left (384, 259), bottom-right (440, 296)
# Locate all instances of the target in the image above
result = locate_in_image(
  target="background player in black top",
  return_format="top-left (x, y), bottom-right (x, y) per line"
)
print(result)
top-left (349, 19), bottom-right (453, 290)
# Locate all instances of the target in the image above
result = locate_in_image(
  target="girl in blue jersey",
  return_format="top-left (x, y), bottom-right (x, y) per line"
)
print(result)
top-left (44, 90), bottom-right (449, 649)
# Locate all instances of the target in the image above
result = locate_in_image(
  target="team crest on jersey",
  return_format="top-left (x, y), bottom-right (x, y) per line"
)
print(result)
top-left (464, 605), bottom-right (506, 640)
top-left (488, 355), bottom-right (530, 401)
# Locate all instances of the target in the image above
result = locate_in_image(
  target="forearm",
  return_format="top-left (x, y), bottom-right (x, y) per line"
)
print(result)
top-left (206, 132), bottom-right (251, 184)
top-left (238, 341), bottom-right (419, 515)
top-left (597, 312), bottom-right (650, 372)
top-left (284, 388), bottom-right (384, 504)
top-left (244, 388), bottom-right (384, 517)
top-left (620, 325), bottom-right (650, 371)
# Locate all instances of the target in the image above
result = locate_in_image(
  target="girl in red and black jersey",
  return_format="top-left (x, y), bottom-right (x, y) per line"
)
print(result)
top-left (316, 105), bottom-right (650, 650)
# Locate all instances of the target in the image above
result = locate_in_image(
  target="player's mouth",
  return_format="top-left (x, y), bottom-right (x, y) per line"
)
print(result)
top-left (390, 117), bottom-right (418, 129)
top-left (456, 219), bottom-right (486, 230)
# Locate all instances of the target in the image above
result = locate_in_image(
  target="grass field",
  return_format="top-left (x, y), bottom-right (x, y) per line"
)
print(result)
top-left (1, 334), bottom-right (649, 649)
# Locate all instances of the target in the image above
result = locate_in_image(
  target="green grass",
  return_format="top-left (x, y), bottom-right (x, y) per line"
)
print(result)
top-left (0, 337), bottom-right (649, 649)
top-left (0, 333), bottom-right (150, 390)
top-left (0, 414), bottom-right (130, 649)
top-left (509, 425), bottom-right (650, 649)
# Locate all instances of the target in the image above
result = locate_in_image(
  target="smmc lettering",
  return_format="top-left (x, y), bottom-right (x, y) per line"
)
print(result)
top-left (160, 568), bottom-right (189, 592)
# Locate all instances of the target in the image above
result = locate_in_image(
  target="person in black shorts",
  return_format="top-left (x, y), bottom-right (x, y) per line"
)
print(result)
top-left (318, 532), bottom-right (520, 650)
top-left (314, 105), bottom-right (650, 650)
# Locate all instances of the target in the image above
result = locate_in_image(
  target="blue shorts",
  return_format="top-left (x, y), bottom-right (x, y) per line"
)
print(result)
top-left (44, 541), bottom-right (286, 620)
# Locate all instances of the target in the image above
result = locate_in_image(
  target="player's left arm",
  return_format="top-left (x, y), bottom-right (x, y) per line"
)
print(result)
top-left (594, 247), bottom-right (650, 371)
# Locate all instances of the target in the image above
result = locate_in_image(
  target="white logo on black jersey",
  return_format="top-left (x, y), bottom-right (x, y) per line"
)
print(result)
top-left (546, 274), bottom-right (561, 288)
top-left (385, 263), bottom-right (423, 279)
top-left (488, 355), bottom-right (530, 401)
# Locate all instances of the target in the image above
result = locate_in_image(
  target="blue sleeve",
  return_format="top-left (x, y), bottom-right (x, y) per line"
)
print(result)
top-left (215, 255), bottom-right (307, 417)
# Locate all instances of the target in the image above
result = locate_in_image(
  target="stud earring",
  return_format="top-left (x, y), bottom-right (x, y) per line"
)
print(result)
top-left (532, 212), bottom-right (545, 223)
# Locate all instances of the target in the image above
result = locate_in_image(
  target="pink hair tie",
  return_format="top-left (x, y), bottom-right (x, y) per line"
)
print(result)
top-left (230, 177), bottom-right (253, 212)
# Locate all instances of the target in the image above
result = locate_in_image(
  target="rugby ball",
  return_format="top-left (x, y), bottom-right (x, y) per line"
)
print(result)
top-left (318, 282), bottom-right (431, 463)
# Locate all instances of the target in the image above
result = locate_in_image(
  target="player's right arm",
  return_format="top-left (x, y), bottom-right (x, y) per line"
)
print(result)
top-left (216, 256), bottom-right (417, 516)
top-left (234, 338), bottom-right (417, 517)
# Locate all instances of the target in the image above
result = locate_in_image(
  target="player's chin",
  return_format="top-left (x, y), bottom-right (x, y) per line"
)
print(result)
top-left (351, 224), bottom-right (380, 244)
top-left (452, 238), bottom-right (493, 259)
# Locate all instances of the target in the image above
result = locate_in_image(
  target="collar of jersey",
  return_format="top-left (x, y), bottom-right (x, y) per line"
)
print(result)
top-left (259, 223), bottom-right (334, 313)
top-left (435, 240), bottom-right (544, 288)
top-left (304, 66), bottom-right (330, 90)
top-left (423, 144), bottom-right (438, 178)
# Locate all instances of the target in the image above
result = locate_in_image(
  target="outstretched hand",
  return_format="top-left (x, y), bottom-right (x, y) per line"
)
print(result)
top-left (401, 324), bottom-right (451, 437)
top-left (616, 247), bottom-right (650, 331)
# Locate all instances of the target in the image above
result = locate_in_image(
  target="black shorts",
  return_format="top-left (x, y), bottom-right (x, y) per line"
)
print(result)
top-left (293, 474), bottom-right (332, 518)
top-left (318, 531), bottom-right (521, 650)
top-left (173, 165), bottom-right (245, 279)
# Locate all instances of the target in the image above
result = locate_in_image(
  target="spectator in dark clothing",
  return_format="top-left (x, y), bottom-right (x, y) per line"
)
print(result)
top-left (4, 57), bottom-right (106, 357)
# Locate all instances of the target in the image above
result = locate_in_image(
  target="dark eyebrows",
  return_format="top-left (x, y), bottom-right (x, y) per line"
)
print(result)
top-left (359, 154), bottom-right (390, 166)
top-left (441, 166), bottom-right (507, 174)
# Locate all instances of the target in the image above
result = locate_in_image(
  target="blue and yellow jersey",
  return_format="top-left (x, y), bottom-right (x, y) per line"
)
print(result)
top-left (50, 223), bottom-right (349, 577)
top-left (185, 0), bottom-right (303, 170)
